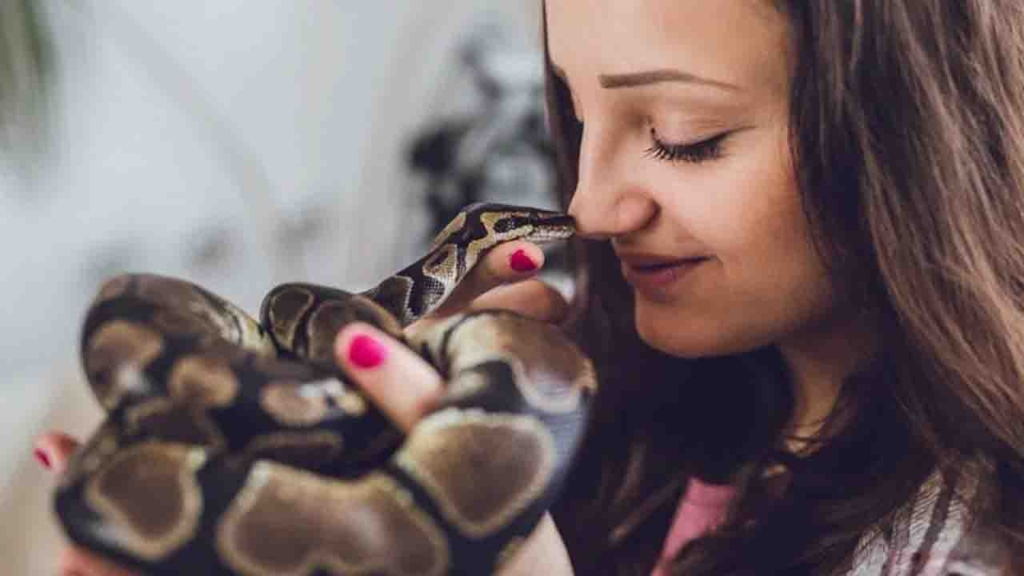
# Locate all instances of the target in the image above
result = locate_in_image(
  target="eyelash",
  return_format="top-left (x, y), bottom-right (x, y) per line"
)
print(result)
top-left (643, 128), bottom-right (729, 164)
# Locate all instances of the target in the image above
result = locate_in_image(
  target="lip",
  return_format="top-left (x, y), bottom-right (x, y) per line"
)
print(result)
top-left (618, 252), bottom-right (712, 292)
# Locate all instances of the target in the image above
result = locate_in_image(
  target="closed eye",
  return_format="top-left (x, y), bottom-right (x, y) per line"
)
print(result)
top-left (644, 128), bottom-right (729, 164)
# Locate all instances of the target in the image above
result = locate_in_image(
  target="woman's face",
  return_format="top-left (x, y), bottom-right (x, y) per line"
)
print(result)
top-left (547, 0), bottom-right (841, 358)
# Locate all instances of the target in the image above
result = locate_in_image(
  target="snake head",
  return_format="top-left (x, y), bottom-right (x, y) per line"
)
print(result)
top-left (503, 205), bottom-right (577, 243)
top-left (429, 203), bottom-right (576, 252)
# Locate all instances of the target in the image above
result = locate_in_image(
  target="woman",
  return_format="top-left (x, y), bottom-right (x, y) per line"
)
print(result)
top-left (36, 1), bottom-right (1024, 574)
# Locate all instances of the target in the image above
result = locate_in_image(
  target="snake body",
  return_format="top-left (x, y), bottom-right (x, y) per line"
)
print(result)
top-left (53, 203), bottom-right (595, 575)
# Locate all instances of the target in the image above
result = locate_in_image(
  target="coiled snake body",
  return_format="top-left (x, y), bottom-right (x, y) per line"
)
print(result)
top-left (53, 203), bottom-right (595, 575)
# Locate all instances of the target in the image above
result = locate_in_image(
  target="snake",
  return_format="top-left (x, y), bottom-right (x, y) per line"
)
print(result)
top-left (52, 202), bottom-right (595, 575)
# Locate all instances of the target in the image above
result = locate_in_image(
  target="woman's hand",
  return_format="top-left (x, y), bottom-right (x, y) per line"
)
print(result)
top-left (35, 239), bottom-right (573, 576)
top-left (33, 433), bottom-right (139, 576)
top-left (334, 240), bottom-right (574, 575)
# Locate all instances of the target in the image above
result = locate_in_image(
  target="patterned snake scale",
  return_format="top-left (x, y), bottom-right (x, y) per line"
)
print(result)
top-left (52, 203), bottom-right (596, 575)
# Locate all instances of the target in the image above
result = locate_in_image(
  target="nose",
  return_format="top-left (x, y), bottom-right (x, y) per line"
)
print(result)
top-left (568, 193), bottom-right (656, 240)
top-left (567, 126), bottom-right (656, 240)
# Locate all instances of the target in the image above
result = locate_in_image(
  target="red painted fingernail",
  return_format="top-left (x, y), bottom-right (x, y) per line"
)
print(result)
top-left (510, 249), bottom-right (538, 272)
top-left (348, 334), bottom-right (387, 369)
top-left (34, 448), bottom-right (51, 469)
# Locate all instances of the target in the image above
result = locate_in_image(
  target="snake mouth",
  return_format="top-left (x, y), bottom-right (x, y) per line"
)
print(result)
top-left (528, 225), bottom-right (575, 243)
top-left (525, 212), bottom-right (576, 243)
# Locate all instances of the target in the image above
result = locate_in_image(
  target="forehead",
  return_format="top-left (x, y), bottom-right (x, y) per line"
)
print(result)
top-left (545, 0), bottom-right (791, 94)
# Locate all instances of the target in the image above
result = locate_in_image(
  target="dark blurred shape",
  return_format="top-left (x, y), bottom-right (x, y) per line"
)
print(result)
top-left (0, 0), bottom-right (55, 186)
top-left (405, 19), bottom-right (558, 240)
top-left (81, 238), bottom-right (144, 288)
top-left (188, 225), bottom-right (237, 273)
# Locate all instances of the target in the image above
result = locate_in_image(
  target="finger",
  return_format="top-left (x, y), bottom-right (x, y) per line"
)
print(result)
top-left (430, 241), bottom-right (545, 317)
top-left (467, 279), bottom-right (570, 324)
top-left (58, 546), bottom-right (139, 576)
top-left (34, 431), bottom-right (81, 474)
top-left (334, 323), bottom-right (444, 432)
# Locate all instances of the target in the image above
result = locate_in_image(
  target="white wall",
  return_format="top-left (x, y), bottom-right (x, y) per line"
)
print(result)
top-left (0, 1), bottom-right (546, 572)
top-left (1, 0), bottom-right (542, 377)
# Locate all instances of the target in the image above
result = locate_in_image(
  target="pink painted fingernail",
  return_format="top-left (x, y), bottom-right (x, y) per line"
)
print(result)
top-left (510, 249), bottom-right (538, 272)
top-left (348, 334), bottom-right (387, 369)
top-left (34, 448), bottom-right (51, 469)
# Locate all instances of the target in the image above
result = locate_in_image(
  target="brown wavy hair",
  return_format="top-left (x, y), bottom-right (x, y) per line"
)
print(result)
top-left (545, 1), bottom-right (1024, 573)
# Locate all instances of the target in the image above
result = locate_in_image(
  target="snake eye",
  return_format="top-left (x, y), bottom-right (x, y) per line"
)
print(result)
top-left (493, 215), bottom-right (531, 235)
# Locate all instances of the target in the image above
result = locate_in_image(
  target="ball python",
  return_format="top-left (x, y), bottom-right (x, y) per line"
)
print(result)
top-left (52, 202), bottom-right (596, 575)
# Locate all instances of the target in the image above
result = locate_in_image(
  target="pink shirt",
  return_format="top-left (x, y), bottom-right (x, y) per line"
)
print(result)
top-left (650, 478), bottom-right (736, 576)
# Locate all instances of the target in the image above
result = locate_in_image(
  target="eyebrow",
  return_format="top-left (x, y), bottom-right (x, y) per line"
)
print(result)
top-left (551, 63), bottom-right (739, 92)
top-left (599, 69), bottom-right (740, 91)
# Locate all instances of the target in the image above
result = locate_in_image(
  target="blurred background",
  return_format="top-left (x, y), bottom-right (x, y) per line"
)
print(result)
top-left (0, 1), bottom-right (569, 572)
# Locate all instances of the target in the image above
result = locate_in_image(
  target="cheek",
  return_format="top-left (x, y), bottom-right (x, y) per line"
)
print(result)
top-left (729, 200), bottom-right (837, 339)
top-left (721, 134), bottom-right (835, 324)
top-left (636, 129), bottom-right (838, 357)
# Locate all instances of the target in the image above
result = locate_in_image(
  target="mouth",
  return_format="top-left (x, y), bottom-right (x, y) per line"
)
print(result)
top-left (526, 213), bottom-right (576, 243)
top-left (528, 225), bottom-right (575, 243)
top-left (621, 257), bottom-right (711, 290)
top-left (631, 259), bottom-right (698, 272)
top-left (625, 256), bottom-right (710, 271)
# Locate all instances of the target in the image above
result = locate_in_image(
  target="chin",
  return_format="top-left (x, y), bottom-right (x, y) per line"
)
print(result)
top-left (633, 305), bottom-right (763, 359)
